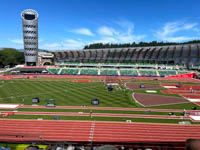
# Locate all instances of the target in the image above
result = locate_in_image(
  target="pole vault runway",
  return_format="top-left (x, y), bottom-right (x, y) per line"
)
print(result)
top-left (0, 119), bottom-right (200, 143)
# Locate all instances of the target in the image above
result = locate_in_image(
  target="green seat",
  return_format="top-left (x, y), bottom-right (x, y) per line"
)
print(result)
top-left (60, 69), bottom-right (79, 75)
top-left (48, 68), bottom-right (60, 75)
top-left (80, 69), bottom-right (98, 75)
top-left (100, 69), bottom-right (118, 76)
top-left (120, 69), bottom-right (138, 76)
top-left (139, 69), bottom-right (157, 76)
top-left (178, 71), bottom-right (192, 75)
top-left (158, 70), bottom-right (176, 76)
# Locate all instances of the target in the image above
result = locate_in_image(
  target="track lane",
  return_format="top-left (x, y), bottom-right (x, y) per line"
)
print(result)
top-left (20, 105), bottom-right (200, 113)
top-left (0, 111), bottom-right (192, 120)
top-left (0, 120), bottom-right (200, 143)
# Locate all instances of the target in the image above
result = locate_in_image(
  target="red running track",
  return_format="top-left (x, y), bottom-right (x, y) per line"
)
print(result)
top-left (0, 119), bottom-right (200, 143)
top-left (0, 111), bottom-right (192, 120)
top-left (21, 105), bottom-right (200, 113)
top-left (1, 74), bottom-right (200, 82)
top-left (182, 95), bottom-right (200, 99)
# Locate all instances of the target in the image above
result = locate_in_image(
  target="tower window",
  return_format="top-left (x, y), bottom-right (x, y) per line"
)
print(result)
top-left (24, 14), bottom-right (35, 20)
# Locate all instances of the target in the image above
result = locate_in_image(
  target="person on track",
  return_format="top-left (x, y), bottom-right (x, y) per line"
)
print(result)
top-left (90, 110), bottom-right (93, 118)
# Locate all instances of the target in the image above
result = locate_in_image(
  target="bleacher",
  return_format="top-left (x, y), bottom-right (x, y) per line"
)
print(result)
top-left (158, 64), bottom-right (177, 69)
top-left (80, 68), bottom-right (98, 75)
top-left (48, 68), bottom-right (60, 75)
top-left (178, 70), bottom-right (192, 75)
top-left (46, 64), bottom-right (197, 77)
top-left (100, 63), bottom-right (118, 66)
top-left (100, 69), bottom-right (118, 76)
top-left (81, 63), bottom-right (98, 66)
top-left (138, 63), bottom-right (156, 68)
top-left (120, 69), bottom-right (138, 76)
top-left (139, 69), bottom-right (157, 76)
top-left (158, 70), bottom-right (177, 76)
top-left (60, 68), bottom-right (79, 75)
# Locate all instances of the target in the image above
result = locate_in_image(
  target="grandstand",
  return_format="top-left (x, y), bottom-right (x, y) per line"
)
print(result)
top-left (40, 43), bottom-right (198, 77)
top-left (45, 67), bottom-right (197, 77)
top-left (53, 43), bottom-right (200, 66)
top-left (5, 43), bottom-right (199, 77)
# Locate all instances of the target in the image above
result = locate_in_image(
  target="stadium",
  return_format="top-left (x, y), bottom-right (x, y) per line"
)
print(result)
top-left (1, 8), bottom-right (200, 150)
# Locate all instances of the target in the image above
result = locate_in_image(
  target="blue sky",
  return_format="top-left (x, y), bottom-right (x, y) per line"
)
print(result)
top-left (0, 0), bottom-right (200, 50)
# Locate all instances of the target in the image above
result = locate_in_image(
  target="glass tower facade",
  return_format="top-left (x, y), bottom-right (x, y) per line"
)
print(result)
top-left (21, 9), bottom-right (38, 66)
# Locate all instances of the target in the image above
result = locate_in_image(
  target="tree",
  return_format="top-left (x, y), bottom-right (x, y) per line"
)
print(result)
top-left (0, 48), bottom-right (25, 68)
top-left (83, 40), bottom-right (200, 50)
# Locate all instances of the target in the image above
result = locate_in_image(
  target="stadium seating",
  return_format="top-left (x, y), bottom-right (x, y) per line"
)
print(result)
top-left (48, 68), bottom-right (60, 74)
top-left (178, 70), bottom-right (192, 75)
top-left (138, 63), bottom-right (156, 68)
top-left (82, 63), bottom-right (98, 65)
top-left (60, 68), bottom-right (79, 75)
top-left (139, 69), bottom-right (157, 76)
top-left (100, 69), bottom-right (118, 76)
top-left (157, 64), bottom-right (177, 70)
top-left (119, 63), bottom-right (137, 66)
top-left (80, 68), bottom-right (98, 75)
top-left (158, 70), bottom-right (177, 76)
top-left (100, 63), bottom-right (118, 66)
top-left (177, 65), bottom-right (187, 69)
top-left (120, 69), bottom-right (138, 76)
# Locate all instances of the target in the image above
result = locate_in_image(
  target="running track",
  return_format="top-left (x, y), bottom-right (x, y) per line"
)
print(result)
top-left (21, 105), bottom-right (200, 113)
top-left (0, 119), bottom-right (200, 143)
top-left (1, 74), bottom-right (200, 83)
top-left (0, 111), bottom-right (192, 120)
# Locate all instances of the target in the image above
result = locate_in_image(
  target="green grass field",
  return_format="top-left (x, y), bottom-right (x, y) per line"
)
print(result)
top-left (0, 79), bottom-right (200, 109)
top-left (0, 78), bottom-right (200, 124)
top-left (0, 79), bottom-right (134, 107)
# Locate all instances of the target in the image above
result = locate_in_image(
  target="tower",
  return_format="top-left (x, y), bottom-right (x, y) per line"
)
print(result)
top-left (21, 9), bottom-right (38, 66)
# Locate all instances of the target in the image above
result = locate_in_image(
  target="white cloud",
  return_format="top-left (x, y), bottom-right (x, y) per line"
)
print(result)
top-left (62, 39), bottom-right (85, 49)
top-left (115, 19), bottom-right (135, 35)
top-left (41, 39), bottom-right (86, 50)
top-left (42, 43), bottom-right (60, 49)
top-left (155, 21), bottom-right (200, 42)
top-left (9, 39), bottom-right (23, 44)
top-left (42, 20), bottom-right (145, 50)
top-left (72, 28), bottom-right (94, 36)
top-left (95, 20), bottom-right (145, 44)
top-left (93, 37), bottom-right (118, 44)
top-left (97, 26), bottom-right (118, 36)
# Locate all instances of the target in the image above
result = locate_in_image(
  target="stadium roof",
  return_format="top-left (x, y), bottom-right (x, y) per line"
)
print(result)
top-left (53, 43), bottom-right (200, 65)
